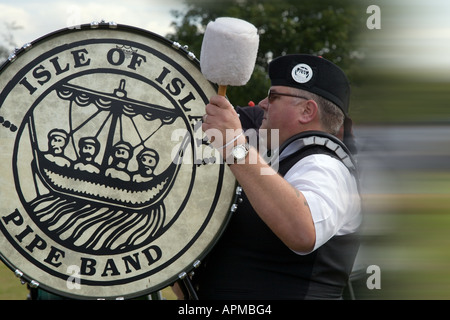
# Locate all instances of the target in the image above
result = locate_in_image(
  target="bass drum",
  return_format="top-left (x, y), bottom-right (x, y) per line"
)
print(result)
top-left (0, 22), bottom-right (237, 299)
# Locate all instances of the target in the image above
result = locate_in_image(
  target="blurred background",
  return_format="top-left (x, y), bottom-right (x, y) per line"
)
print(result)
top-left (1, 0), bottom-right (450, 299)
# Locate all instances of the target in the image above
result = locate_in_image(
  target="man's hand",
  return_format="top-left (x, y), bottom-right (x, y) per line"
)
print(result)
top-left (201, 95), bottom-right (244, 151)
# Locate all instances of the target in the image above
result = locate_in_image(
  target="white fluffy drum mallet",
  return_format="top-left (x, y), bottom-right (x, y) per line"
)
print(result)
top-left (200, 17), bottom-right (259, 96)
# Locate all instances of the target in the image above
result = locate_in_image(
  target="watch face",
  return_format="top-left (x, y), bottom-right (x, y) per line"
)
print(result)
top-left (233, 145), bottom-right (247, 160)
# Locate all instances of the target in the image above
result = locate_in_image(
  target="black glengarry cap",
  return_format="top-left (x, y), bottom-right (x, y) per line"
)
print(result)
top-left (268, 54), bottom-right (350, 115)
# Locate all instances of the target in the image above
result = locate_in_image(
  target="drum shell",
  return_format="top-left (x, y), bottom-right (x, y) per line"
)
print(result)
top-left (0, 23), bottom-right (236, 299)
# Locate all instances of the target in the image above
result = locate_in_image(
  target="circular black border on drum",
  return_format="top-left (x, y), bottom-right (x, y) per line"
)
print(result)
top-left (0, 22), bottom-right (237, 300)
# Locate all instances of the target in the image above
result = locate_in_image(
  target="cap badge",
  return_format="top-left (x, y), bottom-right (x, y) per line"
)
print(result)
top-left (291, 63), bottom-right (313, 83)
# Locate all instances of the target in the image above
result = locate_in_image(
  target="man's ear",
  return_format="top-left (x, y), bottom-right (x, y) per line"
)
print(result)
top-left (298, 100), bottom-right (319, 124)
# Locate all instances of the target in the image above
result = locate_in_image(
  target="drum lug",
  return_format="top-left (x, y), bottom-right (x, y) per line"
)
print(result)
top-left (14, 269), bottom-right (26, 285)
top-left (172, 41), bottom-right (182, 50)
top-left (192, 259), bottom-right (201, 269)
top-left (29, 280), bottom-right (40, 288)
top-left (90, 20), bottom-right (117, 29)
top-left (189, 260), bottom-right (203, 278)
top-left (187, 52), bottom-right (196, 61)
top-left (178, 271), bottom-right (187, 280)
top-left (14, 269), bottom-right (23, 278)
top-left (182, 45), bottom-right (196, 60)
top-left (90, 21), bottom-right (100, 28)
top-left (8, 48), bottom-right (19, 62)
top-left (22, 43), bottom-right (32, 51)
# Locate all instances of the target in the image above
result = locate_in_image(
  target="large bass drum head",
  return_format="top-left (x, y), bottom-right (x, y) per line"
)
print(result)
top-left (0, 23), bottom-right (236, 299)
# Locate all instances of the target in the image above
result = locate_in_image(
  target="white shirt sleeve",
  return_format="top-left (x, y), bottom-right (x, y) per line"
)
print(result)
top-left (283, 154), bottom-right (361, 255)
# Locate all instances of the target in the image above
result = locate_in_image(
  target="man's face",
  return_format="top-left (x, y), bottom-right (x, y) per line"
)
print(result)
top-left (259, 86), bottom-right (307, 147)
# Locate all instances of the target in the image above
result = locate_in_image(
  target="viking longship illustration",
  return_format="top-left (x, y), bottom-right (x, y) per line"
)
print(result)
top-left (25, 79), bottom-right (189, 253)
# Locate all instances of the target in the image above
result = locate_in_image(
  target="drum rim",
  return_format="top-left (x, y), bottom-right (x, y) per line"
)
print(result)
top-left (0, 22), bottom-right (237, 300)
top-left (1, 22), bottom-right (204, 77)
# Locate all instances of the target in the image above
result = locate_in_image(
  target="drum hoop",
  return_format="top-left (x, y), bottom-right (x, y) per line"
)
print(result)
top-left (1, 22), bottom-right (203, 73)
top-left (0, 22), bottom-right (238, 299)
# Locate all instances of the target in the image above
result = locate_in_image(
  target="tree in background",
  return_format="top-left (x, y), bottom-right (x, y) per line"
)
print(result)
top-left (166, 0), bottom-right (365, 106)
top-left (0, 22), bottom-right (22, 65)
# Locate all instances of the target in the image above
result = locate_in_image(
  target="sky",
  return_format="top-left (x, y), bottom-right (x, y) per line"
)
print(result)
top-left (0, 0), bottom-right (449, 78)
top-left (0, 0), bottom-right (185, 46)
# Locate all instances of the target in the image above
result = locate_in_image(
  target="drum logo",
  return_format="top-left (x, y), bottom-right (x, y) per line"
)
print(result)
top-left (0, 31), bottom-right (234, 298)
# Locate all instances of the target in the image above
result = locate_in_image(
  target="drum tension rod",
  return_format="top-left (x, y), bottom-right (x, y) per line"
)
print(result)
top-left (178, 273), bottom-right (198, 300)
top-left (177, 259), bottom-right (201, 300)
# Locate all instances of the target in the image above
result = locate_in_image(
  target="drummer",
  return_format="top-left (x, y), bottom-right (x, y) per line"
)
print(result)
top-left (195, 54), bottom-right (362, 299)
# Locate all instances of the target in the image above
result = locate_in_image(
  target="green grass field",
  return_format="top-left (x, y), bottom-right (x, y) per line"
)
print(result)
top-left (0, 260), bottom-right (29, 300)
top-left (351, 171), bottom-right (450, 299)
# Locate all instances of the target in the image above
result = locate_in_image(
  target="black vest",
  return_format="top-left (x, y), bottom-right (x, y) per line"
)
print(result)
top-left (195, 132), bottom-right (360, 300)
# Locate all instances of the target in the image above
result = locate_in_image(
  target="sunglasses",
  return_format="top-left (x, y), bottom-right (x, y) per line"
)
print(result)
top-left (267, 89), bottom-right (309, 103)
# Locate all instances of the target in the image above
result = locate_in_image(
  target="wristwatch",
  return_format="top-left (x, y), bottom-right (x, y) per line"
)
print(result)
top-left (230, 143), bottom-right (249, 163)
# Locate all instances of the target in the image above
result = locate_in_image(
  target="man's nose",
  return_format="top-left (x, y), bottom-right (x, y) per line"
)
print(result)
top-left (259, 97), bottom-right (269, 110)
